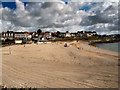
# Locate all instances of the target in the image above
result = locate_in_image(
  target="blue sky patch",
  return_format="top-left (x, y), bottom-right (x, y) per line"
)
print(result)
top-left (2, 2), bottom-right (28, 9)
top-left (2, 2), bottom-right (16, 10)
top-left (79, 5), bottom-right (92, 11)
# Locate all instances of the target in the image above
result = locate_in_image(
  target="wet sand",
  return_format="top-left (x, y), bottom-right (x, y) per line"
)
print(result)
top-left (1, 41), bottom-right (119, 88)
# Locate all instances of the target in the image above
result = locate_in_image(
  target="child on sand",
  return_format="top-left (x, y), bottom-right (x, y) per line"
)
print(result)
top-left (64, 43), bottom-right (67, 47)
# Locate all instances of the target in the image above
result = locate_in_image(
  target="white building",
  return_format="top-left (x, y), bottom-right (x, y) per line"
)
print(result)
top-left (65, 32), bottom-right (71, 37)
top-left (15, 40), bottom-right (22, 44)
top-left (85, 31), bottom-right (97, 37)
top-left (2, 31), bottom-right (14, 39)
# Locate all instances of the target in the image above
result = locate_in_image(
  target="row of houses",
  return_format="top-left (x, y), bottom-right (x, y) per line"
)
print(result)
top-left (1, 31), bottom-right (33, 40)
top-left (64, 31), bottom-right (97, 38)
top-left (0, 30), bottom-right (97, 41)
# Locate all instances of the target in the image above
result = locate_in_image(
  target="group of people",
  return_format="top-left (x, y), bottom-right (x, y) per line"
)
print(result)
top-left (64, 41), bottom-right (81, 49)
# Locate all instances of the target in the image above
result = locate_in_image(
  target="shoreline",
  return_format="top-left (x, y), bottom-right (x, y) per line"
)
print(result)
top-left (93, 42), bottom-right (119, 53)
top-left (89, 40), bottom-right (120, 45)
top-left (88, 40), bottom-right (119, 53)
top-left (78, 41), bottom-right (118, 57)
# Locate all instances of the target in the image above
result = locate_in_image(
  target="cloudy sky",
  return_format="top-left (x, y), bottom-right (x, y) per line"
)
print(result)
top-left (0, 0), bottom-right (119, 35)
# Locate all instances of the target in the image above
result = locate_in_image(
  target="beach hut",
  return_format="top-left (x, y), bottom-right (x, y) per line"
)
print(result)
top-left (15, 40), bottom-right (22, 44)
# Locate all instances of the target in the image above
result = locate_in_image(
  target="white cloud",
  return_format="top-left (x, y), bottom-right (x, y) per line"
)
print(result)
top-left (1, 0), bottom-right (119, 35)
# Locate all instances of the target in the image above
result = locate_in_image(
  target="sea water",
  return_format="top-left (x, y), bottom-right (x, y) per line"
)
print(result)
top-left (95, 42), bottom-right (120, 53)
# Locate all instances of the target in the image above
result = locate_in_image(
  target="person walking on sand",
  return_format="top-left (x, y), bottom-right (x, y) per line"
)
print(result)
top-left (75, 43), bottom-right (80, 49)
top-left (9, 47), bottom-right (11, 55)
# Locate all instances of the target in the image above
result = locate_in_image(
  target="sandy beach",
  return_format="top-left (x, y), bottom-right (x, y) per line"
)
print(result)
top-left (1, 41), bottom-right (119, 88)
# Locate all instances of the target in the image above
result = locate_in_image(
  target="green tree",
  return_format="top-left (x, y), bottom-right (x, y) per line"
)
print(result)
top-left (56, 31), bottom-right (60, 37)
top-left (37, 29), bottom-right (42, 35)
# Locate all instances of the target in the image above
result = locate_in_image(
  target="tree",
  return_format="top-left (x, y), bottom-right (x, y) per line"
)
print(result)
top-left (56, 31), bottom-right (60, 37)
top-left (51, 33), bottom-right (54, 37)
top-left (77, 31), bottom-right (83, 34)
top-left (37, 29), bottom-right (42, 35)
top-left (7, 31), bottom-right (10, 33)
top-left (66, 31), bottom-right (69, 33)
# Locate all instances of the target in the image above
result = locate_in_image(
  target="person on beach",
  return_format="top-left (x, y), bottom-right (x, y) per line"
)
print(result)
top-left (64, 43), bottom-right (67, 47)
top-left (9, 47), bottom-right (11, 55)
top-left (75, 43), bottom-right (80, 49)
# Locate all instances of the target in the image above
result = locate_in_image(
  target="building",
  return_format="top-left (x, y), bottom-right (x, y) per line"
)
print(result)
top-left (1, 30), bottom-right (98, 42)
top-left (70, 33), bottom-right (77, 37)
top-left (14, 32), bottom-right (27, 39)
top-left (58, 32), bottom-right (66, 38)
top-left (44, 32), bottom-right (52, 39)
top-left (15, 40), bottom-right (22, 44)
top-left (2, 31), bottom-right (14, 39)
top-left (77, 31), bottom-right (84, 37)
top-left (65, 31), bottom-right (71, 37)
top-left (84, 31), bottom-right (97, 37)
top-left (25, 32), bottom-right (32, 39)
top-left (1, 31), bottom-right (34, 40)
top-left (37, 32), bottom-right (52, 42)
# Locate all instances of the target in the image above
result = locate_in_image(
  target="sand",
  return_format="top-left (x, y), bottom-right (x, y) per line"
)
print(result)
top-left (1, 41), bottom-right (119, 88)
